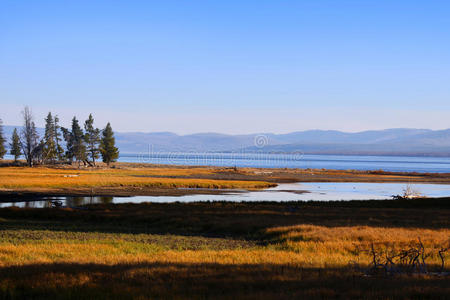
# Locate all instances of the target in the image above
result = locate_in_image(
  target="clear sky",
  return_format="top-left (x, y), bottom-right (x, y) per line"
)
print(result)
top-left (1, 0), bottom-right (449, 134)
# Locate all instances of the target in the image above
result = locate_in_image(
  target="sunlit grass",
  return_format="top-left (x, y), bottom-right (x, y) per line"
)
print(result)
top-left (0, 225), bottom-right (448, 269)
top-left (0, 167), bottom-right (275, 189)
top-left (0, 225), bottom-right (448, 299)
top-left (266, 225), bottom-right (450, 266)
top-left (0, 201), bottom-right (449, 298)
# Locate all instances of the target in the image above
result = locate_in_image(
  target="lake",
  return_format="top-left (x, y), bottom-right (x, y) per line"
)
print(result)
top-left (119, 153), bottom-right (450, 173)
top-left (3, 153), bottom-right (450, 173)
top-left (3, 182), bottom-right (450, 208)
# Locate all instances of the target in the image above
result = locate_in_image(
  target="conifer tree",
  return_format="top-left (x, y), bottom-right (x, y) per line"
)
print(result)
top-left (53, 115), bottom-right (64, 161)
top-left (43, 112), bottom-right (57, 163)
top-left (62, 117), bottom-right (87, 165)
top-left (10, 128), bottom-right (21, 162)
top-left (71, 117), bottom-right (87, 165)
top-left (84, 114), bottom-right (100, 166)
top-left (61, 126), bottom-right (74, 162)
top-left (0, 118), bottom-right (6, 159)
top-left (100, 122), bottom-right (119, 166)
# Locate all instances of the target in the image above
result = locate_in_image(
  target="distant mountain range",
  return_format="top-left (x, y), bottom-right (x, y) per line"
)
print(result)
top-left (3, 126), bottom-right (450, 156)
top-left (114, 128), bottom-right (450, 156)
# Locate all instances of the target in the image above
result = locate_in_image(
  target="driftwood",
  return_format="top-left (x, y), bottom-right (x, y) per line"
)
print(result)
top-left (354, 238), bottom-right (449, 277)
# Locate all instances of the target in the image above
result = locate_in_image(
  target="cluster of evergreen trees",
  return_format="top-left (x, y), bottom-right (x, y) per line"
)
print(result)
top-left (0, 107), bottom-right (119, 167)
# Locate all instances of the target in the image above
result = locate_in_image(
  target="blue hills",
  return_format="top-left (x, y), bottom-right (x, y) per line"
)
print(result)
top-left (3, 126), bottom-right (450, 156)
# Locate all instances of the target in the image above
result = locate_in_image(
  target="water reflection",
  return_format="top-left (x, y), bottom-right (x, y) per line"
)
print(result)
top-left (0, 196), bottom-right (115, 208)
top-left (66, 196), bottom-right (114, 207)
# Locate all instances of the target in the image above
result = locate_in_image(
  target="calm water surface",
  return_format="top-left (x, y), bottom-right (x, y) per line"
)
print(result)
top-left (2, 182), bottom-right (450, 208)
top-left (119, 153), bottom-right (450, 173)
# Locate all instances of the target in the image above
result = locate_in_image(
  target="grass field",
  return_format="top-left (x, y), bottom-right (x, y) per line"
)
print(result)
top-left (0, 166), bottom-right (275, 192)
top-left (0, 200), bottom-right (449, 299)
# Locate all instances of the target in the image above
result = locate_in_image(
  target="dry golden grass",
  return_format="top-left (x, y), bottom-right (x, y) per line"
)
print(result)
top-left (0, 245), bottom-right (329, 267)
top-left (0, 199), bottom-right (449, 298)
top-left (0, 226), bottom-right (448, 299)
top-left (1, 226), bottom-right (447, 268)
top-left (267, 225), bottom-right (450, 266)
top-left (0, 166), bottom-right (275, 190)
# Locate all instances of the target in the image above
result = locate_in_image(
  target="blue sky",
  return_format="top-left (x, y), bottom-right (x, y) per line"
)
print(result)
top-left (1, 0), bottom-right (449, 134)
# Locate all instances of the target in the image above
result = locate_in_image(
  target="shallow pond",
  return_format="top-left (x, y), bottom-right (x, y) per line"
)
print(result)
top-left (2, 182), bottom-right (450, 208)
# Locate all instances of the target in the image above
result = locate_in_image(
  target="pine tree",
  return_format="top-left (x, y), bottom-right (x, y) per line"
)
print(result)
top-left (71, 117), bottom-right (87, 165)
top-left (43, 112), bottom-right (57, 163)
top-left (100, 122), bottom-right (119, 166)
top-left (0, 118), bottom-right (6, 159)
top-left (84, 114), bottom-right (100, 166)
top-left (61, 126), bottom-right (74, 162)
top-left (53, 115), bottom-right (64, 161)
top-left (10, 128), bottom-right (22, 162)
top-left (62, 117), bottom-right (86, 165)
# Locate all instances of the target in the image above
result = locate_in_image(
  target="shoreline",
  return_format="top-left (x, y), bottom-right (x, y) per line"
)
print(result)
top-left (1, 160), bottom-right (450, 198)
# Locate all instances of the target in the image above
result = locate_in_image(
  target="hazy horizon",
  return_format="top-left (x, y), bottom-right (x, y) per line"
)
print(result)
top-left (2, 121), bottom-right (449, 136)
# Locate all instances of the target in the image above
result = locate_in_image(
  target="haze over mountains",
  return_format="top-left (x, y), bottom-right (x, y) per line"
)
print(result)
top-left (114, 128), bottom-right (450, 156)
top-left (3, 126), bottom-right (450, 157)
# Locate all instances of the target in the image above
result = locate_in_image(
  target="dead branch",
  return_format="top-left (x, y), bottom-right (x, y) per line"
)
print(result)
top-left (360, 239), bottom-right (449, 277)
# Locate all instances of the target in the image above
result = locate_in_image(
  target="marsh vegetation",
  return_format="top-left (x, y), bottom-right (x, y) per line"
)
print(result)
top-left (0, 200), bottom-right (449, 299)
